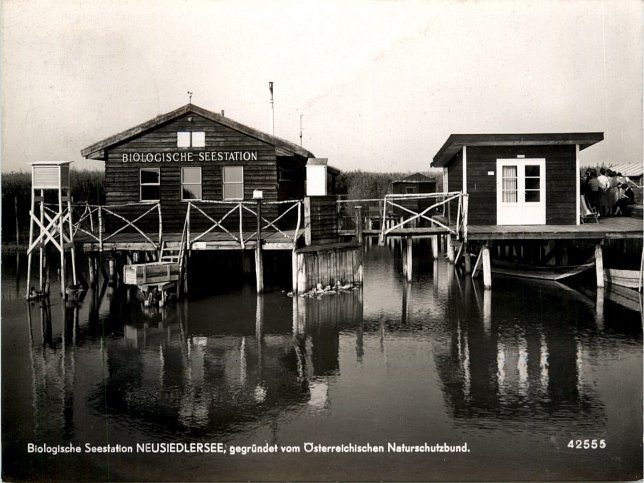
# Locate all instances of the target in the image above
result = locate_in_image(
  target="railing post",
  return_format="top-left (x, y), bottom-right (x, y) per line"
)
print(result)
top-left (157, 202), bottom-right (162, 247)
top-left (354, 205), bottom-right (363, 244)
top-left (462, 193), bottom-right (468, 243)
top-left (239, 203), bottom-right (244, 249)
top-left (378, 198), bottom-right (387, 246)
top-left (98, 206), bottom-right (103, 253)
top-left (186, 203), bottom-right (191, 253)
top-left (255, 198), bottom-right (264, 293)
top-left (294, 201), bottom-right (302, 249)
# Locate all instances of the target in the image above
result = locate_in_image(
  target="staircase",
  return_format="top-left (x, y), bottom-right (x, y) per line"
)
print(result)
top-left (158, 240), bottom-right (181, 263)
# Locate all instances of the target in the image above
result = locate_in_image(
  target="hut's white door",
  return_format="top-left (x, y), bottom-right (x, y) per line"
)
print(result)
top-left (496, 159), bottom-right (546, 225)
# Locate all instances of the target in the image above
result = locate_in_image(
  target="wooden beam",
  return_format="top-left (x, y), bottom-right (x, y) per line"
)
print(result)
top-left (482, 245), bottom-right (492, 289)
top-left (406, 236), bottom-right (413, 282)
top-left (447, 235), bottom-right (455, 263)
top-left (595, 244), bottom-right (604, 288)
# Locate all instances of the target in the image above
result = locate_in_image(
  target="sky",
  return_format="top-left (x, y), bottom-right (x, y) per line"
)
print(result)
top-left (2, 0), bottom-right (642, 173)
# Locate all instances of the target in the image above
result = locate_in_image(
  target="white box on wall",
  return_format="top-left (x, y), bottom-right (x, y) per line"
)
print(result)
top-left (306, 158), bottom-right (329, 196)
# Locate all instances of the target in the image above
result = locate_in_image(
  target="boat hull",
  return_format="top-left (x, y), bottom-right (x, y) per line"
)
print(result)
top-left (604, 268), bottom-right (642, 290)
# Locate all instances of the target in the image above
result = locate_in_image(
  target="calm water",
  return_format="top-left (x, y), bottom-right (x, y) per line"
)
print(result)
top-left (2, 243), bottom-right (642, 481)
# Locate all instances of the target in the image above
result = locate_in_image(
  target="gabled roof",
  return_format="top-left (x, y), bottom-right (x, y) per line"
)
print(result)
top-left (393, 172), bottom-right (436, 184)
top-left (81, 103), bottom-right (314, 160)
top-left (432, 132), bottom-right (604, 168)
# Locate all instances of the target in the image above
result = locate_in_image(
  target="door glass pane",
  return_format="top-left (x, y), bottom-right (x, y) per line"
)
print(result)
top-left (525, 165), bottom-right (540, 177)
top-left (525, 177), bottom-right (540, 190)
top-left (502, 166), bottom-right (518, 202)
top-left (525, 190), bottom-right (540, 202)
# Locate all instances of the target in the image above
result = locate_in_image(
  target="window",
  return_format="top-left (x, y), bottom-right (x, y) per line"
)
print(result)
top-left (177, 131), bottom-right (205, 148)
top-left (181, 167), bottom-right (202, 200)
top-left (140, 168), bottom-right (160, 201)
top-left (524, 165), bottom-right (541, 202)
top-left (405, 186), bottom-right (415, 194)
top-left (501, 166), bottom-right (518, 203)
top-left (223, 166), bottom-right (243, 200)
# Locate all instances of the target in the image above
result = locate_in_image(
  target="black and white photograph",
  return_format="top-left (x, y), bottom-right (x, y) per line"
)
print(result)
top-left (1, 0), bottom-right (642, 481)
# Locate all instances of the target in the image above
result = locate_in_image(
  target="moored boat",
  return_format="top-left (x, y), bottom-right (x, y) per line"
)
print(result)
top-left (603, 268), bottom-right (642, 290)
top-left (490, 260), bottom-right (594, 281)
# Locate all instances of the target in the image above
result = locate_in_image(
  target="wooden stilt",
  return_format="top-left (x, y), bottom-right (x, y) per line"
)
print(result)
top-left (108, 258), bottom-right (116, 283)
top-left (291, 251), bottom-right (298, 293)
top-left (471, 248), bottom-right (483, 278)
top-left (483, 286), bottom-right (492, 334)
top-left (402, 240), bottom-right (408, 277)
top-left (183, 253), bottom-right (189, 295)
top-left (595, 244), bottom-right (604, 288)
top-left (431, 235), bottom-right (438, 259)
top-left (255, 199), bottom-right (264, 294)
top-left (447, 235), bottom-right (455, 263)
top-left (406, 236), bottom-right (413, 282)
top-left (463, 243), bottom-right (472, 274)
top-left (88, 255), bottom-right (96, 286)
top-left (482, 245), bottom-right (492, 289)
top-left (355, 206), bottom-right (363, 244)
top-left (58, 186), bottom-right (66, 297)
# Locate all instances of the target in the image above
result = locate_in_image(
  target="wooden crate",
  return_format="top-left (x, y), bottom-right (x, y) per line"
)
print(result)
top-left (123, 262), bottom-right (180, 285)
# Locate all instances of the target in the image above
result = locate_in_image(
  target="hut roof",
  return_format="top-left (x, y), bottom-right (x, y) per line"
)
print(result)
top-left (432, 133), bottom-right (604, 168)
top-left (81, 103), bottom-right (315, 160)
top-left (603, 161), bottom-right (643, 178)
top-left (392, 172), bottom-right (436, 184)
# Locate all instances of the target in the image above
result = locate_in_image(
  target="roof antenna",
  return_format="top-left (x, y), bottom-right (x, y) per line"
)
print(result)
top-left (299, 114), bottom-right (303, 146)
top-left (187, 91), bottom-right (193, 104)
top-left (269, 82), bottom-right (274, 135)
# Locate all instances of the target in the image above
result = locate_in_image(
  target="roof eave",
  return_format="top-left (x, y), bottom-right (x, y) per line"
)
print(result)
top-left (432, 132), bottom-right (605, 167)
top-left (80, 103), bottom-right (315, 160)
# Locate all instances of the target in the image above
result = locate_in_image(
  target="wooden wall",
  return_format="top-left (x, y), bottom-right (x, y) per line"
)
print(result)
top-left (304, 196), bottom-right (339, 245)
top-left (294, 244), bottom-right (363, 293)
top-left (465, 145), bottom-right (576, 225)
top-left (103, 113), bottom-right (306, 232)
top-left (443, 144), bottom-right (577, 226)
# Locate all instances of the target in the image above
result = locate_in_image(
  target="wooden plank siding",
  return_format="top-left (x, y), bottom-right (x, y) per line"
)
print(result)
top-left (305, 196), bottom-right (339, 245)
top-left (447, 150), bottom-right (463, 223)
top-left (102, 112), bottom-right (305, 233)
top-left (465, 145), bottom-right (577, 225)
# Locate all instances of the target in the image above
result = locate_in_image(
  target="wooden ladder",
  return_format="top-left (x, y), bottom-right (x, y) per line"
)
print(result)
top-left (158, 240), bottom-right (181, 263)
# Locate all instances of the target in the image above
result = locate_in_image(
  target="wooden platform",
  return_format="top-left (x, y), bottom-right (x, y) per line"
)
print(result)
top-left (467, 216), bottom-right (642, 241)
top-left (75, 229), bottom-right (302, 252)
top-left (341, 216), bottom-right (642, 241)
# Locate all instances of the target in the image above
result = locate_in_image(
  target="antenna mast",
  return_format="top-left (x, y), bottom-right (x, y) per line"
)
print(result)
top-left (299, 114), bottom-right (303, 146)
top-left (269, 82), bottom-right (274, 135)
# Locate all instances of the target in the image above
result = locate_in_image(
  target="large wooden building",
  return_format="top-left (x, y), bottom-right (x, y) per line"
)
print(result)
top-left (431, 133), bottom-right (604, 226)
top-left (81, 103), bottom-right (315, 231)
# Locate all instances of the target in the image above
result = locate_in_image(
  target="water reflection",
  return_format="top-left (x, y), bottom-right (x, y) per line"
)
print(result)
top-left (2, 248), bottom-right (642, 481)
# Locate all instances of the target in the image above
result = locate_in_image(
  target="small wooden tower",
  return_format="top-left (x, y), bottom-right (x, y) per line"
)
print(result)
top-left (26, 161), bottom-right (77, 298)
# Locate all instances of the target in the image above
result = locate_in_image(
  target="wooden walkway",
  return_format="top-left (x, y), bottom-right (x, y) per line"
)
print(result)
top-left (340, 216), bottom-right (642, 241)
top-left (75, 229), bottom-right (302, 252)
top-left (468, 216), bottom-right (642, 241)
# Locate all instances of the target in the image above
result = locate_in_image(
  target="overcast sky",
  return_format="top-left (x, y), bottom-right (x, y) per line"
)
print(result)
top-left (2, 0), bottom-right (642, 173)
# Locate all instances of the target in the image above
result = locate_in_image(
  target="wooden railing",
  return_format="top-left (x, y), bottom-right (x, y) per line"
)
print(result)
top-left (184, 199), bottom-right (303, 249)
top-left (337, 191), bottom-right (469, 243)
top-left (70, 202), bottom-right (162, 250)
